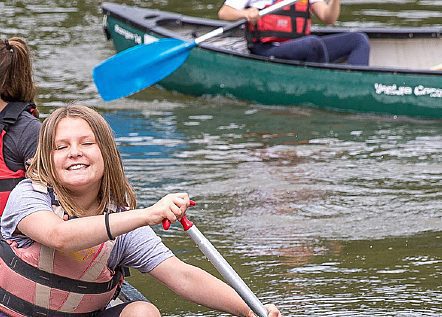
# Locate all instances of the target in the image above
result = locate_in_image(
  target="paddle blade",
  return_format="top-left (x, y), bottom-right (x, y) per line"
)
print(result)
top-left (93, 38), bottom-right (195, 101)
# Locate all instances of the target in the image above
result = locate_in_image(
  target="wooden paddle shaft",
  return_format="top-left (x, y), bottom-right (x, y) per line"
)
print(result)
top-left (195, 0), bottom-right (298, 44)
top-left (186, 225), bottom-right (268, 317)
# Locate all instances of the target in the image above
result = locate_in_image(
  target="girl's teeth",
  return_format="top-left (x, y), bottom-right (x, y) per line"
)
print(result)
top-left (69, 164), bottom-right (84, 170)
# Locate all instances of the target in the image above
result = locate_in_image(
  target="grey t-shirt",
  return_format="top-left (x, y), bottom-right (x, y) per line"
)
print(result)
top-left (1, 110), bottom-right (41, 171)
top-left (1, 179), bottom-right (174, 273)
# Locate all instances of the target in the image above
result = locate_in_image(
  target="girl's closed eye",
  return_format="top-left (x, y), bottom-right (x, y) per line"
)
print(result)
top-left (54, 144), bottom-right (68, 150)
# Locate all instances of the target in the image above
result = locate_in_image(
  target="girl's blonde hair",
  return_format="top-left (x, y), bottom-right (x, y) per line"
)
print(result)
top-left (27, 105), bottom-right (136, 217)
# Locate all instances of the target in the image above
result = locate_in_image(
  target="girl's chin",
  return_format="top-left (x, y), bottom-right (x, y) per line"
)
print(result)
top-left (61, 178), bottom-right (100, 191)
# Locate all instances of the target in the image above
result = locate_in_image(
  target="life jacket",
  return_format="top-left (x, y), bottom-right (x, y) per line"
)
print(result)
top-left (0, 183), bottom-right (123, 317)
top-left (0, 102), bottom-right (37, 215)
top-left (246, 0), bottom-right (311, 46)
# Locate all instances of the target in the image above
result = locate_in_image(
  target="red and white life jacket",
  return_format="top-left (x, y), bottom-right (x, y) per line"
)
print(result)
top-left (0, 184), bottom-right (123, 316)
top-left (246, 0), bottom-right (311, 45)
top-left (0, 102), bottom-right (37, 215)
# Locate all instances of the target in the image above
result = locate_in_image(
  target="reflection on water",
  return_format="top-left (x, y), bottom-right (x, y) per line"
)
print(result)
top-left (280, 232), bottom-right (441, 316)
top-left (104, 104), bottom-right (442, 316)
top-left (2, 0), bottom-right (442, 315)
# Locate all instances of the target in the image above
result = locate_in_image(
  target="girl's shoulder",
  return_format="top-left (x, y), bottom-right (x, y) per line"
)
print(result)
top-left (15, 178), bottom-right (47, 193)
top-left (8, 179), bottom-right (52, 206)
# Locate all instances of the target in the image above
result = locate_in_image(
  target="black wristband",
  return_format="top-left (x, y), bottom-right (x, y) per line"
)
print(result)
top-left (104, 212), bottom-right (115, 241)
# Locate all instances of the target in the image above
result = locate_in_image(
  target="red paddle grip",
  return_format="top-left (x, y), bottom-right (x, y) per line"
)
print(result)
top-left (162, 200), bottom-right (196, 230)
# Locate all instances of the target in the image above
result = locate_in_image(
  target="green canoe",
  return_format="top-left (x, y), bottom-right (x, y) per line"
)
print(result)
top-left (101, 2), bottom-right (442, 118)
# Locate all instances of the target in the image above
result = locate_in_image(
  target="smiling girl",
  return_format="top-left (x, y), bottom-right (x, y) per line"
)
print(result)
top-left (0, 105), bottom-right (281, 317)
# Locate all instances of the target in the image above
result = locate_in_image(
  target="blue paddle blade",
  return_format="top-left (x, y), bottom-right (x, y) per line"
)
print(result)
top-left (93, 38), bottom-right (196, 102)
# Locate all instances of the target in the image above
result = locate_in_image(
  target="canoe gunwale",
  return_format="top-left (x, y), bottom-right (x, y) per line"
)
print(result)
top-left (101, 2), bottom-right (442, 76)
top-left (118, 281), bottom-right (148, 302)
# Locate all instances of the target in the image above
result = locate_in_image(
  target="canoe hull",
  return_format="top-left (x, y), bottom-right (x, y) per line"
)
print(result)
top-left (102, 3), bottom-right (442, 118)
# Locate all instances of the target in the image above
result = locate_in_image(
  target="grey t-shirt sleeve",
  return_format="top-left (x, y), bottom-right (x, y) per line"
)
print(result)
top-left (0, 179), bottom-right (52, 247)
top-left (108, 225), bottom-right (174, 273)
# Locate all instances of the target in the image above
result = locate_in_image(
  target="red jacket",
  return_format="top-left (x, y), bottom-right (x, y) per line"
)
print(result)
top-left (246, 0), bottom-right (311, 45)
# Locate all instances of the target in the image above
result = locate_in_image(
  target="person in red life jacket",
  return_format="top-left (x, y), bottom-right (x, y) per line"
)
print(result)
top-left (218, 0), bottom-right (370, 65)
top-left (0, 37), bottom-right (41, 215)
top-left (0, 105), bottom-right (281, 317)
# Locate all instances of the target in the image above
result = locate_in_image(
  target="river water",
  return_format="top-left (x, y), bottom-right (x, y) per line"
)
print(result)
top-left (2, 0), bottom-right (441, 316)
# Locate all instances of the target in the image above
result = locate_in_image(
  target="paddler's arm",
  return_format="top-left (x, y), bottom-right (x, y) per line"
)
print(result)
top-left (218, 4), bottom-right (260, 24)
top-left (16, 193), bottom-right (190, 252)
top-left (149, 256), bottom-right (282, 317)
top-left (17, 210), bottom-right (151, 252)
top-left (311, 0), bottom-right (340, 25)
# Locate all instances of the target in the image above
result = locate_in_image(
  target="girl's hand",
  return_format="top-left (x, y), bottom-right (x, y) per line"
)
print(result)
top-left (5, 240), bottom-right (18, 248)
top-left (247, 304), bottom-right (282, 317)
top-left (144, 193), bottom-right (190, 226)
top-left (265, 304), bottom-right (282, 317)
top-left (243, 7), bottom-right (260, 23)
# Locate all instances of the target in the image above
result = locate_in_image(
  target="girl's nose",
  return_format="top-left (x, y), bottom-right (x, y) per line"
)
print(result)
top-left (68, 144), bottom-right (83, 158)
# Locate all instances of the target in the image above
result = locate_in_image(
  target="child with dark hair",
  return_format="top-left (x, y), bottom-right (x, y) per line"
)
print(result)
top-left (0, 37), bottom-right (41, 214)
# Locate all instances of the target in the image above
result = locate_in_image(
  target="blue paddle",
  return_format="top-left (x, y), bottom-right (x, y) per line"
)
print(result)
top-left (93, 0), bottom-right (298, 102)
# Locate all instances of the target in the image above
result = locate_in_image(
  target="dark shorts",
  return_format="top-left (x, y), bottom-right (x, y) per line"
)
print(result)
top-left (96, 302), bottom-right (133, 317)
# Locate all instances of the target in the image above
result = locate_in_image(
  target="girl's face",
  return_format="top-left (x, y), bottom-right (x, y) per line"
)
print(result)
top-left (52, 117), bottom-right (104, 195)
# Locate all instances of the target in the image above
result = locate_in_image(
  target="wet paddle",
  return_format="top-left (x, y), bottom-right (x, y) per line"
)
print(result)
top-left (163, 201), bottom-right (268, 317)
top-left (93, 0), bottom-right (298, 102)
